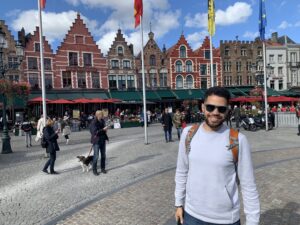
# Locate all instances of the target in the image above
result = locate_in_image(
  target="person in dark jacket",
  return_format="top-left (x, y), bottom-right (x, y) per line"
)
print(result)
top-left (90, 110), bottom-right (109, 176)
top-left (42, 119), bottom-right (60, 174)
top-left (21, 116), bottom-right (33, 148)
top-left (161, 108), bottom-right (173, 142)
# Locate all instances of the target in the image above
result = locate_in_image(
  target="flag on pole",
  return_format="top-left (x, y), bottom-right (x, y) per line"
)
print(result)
top-left (134, 0), bottom-right (143, 28)
top-left (208, 0), bottom-right (215, 36)
top-left (259, 0), bottom-right (267, 41)
top-left (40, 0), bottom-right (46, 9)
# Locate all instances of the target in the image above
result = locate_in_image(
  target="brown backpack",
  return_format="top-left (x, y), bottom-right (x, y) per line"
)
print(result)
top-left (185, 124), bottom-right (240, 184)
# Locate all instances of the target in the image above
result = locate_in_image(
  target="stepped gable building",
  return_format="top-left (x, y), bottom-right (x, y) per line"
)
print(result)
top-left (194, 36), bottom-right (222, 88)
top-left (168, 34), bottom-right (198, 89)
top-left (54, 13), bottom-right (107, 89)
top-left (135, 31), bottom-right (169, 89)
top-left (21, 27), bottom-right (55, 89)
top-left (0, 20), bottom-right (23, 82)
top-left (107, 29), bottom-right (136, 90)
top-left (220, 39), bottom-right (262, 87)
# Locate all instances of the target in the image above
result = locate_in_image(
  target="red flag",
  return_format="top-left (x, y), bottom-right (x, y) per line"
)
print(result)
top-left (40, 0), bottom-right (46, 9)
top-left (134, 0), bottom-right (143, 28)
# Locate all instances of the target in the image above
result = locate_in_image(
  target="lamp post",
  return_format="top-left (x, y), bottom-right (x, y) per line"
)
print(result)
top-left (0, 28), bottom-right (24, 154)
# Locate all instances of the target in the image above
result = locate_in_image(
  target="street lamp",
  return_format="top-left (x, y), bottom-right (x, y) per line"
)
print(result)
top-left (0, 27), bottom-right (24, 154)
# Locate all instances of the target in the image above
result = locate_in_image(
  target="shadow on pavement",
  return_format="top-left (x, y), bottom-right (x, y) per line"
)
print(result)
top-left (260, 202), bottom-right (300, 225)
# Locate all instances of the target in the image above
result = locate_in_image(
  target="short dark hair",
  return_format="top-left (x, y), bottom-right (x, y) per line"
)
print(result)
top-left (204, 86), bottom-right (230, 103)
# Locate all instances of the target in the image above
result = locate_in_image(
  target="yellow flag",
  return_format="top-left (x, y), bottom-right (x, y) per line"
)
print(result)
top-left (208, 0), bottom-right (215, 36)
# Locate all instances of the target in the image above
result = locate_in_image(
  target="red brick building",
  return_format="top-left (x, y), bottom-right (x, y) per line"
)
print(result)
top-left (21, 27), bottom-right (55, 89)
top-left (168, 34), bottom-right (198, 89)
top-left (107, 29), bottom-right (136, 90)
top-left (194, 36), bottom-right (222, 88)
top-left (54, 13), bottom-right (107, 89)
top-left (135, 31), bottom-right (169, 89)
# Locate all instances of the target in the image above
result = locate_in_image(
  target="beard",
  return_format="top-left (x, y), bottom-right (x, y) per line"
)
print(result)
top-left (205, 117), bottom-right (226, 129)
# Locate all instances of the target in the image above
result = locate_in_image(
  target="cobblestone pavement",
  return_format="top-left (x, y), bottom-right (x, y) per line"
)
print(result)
top-left (1, 125), bottom-right (300, 225)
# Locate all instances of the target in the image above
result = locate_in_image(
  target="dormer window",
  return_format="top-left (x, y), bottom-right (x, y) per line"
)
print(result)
top-left (117, 46), bottom-right (123, 55)
top-left (180, 46), bottom-right (186, 58)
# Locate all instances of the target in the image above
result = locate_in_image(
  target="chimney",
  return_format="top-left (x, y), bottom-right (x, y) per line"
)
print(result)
top-left (18, 27), bottom-right (26, 47)
top-left (129, 44), bottom-right (134, 55)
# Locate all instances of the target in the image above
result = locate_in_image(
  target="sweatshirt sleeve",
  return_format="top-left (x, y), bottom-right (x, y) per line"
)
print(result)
top-left (174, 127), bottom-right (190, 207)
top-left (238, 134), bottom-right (260, 225)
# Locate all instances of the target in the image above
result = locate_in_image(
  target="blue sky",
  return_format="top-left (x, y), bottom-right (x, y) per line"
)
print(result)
top-left (1, 0), bottom-right (300, 55)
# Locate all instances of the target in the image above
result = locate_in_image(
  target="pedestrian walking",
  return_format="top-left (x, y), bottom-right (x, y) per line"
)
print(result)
top-left (175, 86), bottom-right (260, 225)
top-left (161, 108), bottom-right (173, 143)
top-left (21, 116), bottom-right (33, 148)
top-left (35, 114), bottom-right (45, 142)
top-left (296, 104), bottom-right (300, 135)
top-left (62, 115), bottom-right (71, 144)
top-left (42, 118), bottom-right (60, 175)
top-left (173, 109), bottom-right (183, 140)
top-left (90, 110), bottom-right (109, 176)
top-left (232, 105), bottom-right (241, 128)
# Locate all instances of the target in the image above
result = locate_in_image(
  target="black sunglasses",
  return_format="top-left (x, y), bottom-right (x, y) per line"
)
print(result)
top-left (205, 104), bottom-right (228, 114)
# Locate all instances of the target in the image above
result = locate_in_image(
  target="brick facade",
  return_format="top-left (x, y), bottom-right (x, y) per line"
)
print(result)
top-left (107, 29), bottom-right (136, 90)
top-left (54, 13), bottom-right (107, 89)
top-left (220, 39), bottom-right (262, 86)
top-left (21, 27), bottom-right (55, 90)
top-left (135, 31), bottom-right (169, 89)
top-left (194, 37), bottom-right (222, 88)
top-left (0, 20), bottom-right (23, 82)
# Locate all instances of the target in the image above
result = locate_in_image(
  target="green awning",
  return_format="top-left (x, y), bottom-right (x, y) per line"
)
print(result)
top-left (55, 93), bottom-right (82, 100)
top-left (0, 95), bottom-right (26, 108)
top-left (138, 91), bottom-right (161, 101)
top-left (83, 92), bottom-right (109, 99)
top-left (28, 93), bottom-right (58, 100)
top-left (173, 89), bottom-right (204, 100)
top-left (110, 91), bottom-right (142, 101)
top-left (278, 90), bottom-right (300, 97)
top-left (267, 88), bottom-right (281, 96)
top-left (155, 90), bottom-right (177, 99)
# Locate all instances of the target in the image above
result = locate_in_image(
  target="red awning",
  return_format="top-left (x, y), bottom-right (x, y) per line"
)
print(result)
top-left (230, 96), bottom-right (263, 102)
top-left (104, 98), bottom-right (122, 103)
top-left (72, 98), bottom-right (91, 104)
top-left (89, 98), bottom-right (106, 103)
top-left (28, 97), bottom-right (50, 103)
top-left (267, 96), bottom-right (299, 103)
top-left (49, 99), bottom-right (75, 104)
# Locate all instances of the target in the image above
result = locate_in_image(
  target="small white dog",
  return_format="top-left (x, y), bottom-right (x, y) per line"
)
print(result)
top-left (77, 155), bottom-right (93, 172)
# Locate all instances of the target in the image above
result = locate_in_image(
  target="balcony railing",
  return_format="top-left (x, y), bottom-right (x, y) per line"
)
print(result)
top-left (289, 62), bottom-right (300, 68)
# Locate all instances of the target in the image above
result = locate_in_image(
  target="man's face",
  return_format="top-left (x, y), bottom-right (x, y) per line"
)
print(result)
top-left (202, 95), bottom-right (228, 129)
top-left (165, 108), bottom-right (168, 113)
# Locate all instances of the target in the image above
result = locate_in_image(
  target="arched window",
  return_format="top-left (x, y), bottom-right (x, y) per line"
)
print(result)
top-left (176, 75), bottom-right (183, 89)
top-left (186, 60), bottom-right (192, 72)
top-left (186, 75), bottom-right (193, 88)
top-left (175, 61), bottom-right (182, 72)
top-left (180, 46), bottom-right (186, 58)
top-left (150, 55), bottom-right (156, 66)
top-left (117, 46), bottom-right (123, 55)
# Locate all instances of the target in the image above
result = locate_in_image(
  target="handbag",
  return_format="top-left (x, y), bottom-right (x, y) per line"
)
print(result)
top-left (41, 135), bottom-right (48, 148)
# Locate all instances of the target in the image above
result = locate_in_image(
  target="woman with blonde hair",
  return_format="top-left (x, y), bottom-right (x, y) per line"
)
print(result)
top-left (42, 118), bottom-right (60, 174)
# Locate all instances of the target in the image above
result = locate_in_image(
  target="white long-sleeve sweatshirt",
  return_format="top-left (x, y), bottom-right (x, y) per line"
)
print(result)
top-left (175, 124), bottom-right (260, 225)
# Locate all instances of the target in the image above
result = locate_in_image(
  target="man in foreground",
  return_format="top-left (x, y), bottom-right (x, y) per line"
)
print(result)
top-left (175, 86), bottom-right (260, 225)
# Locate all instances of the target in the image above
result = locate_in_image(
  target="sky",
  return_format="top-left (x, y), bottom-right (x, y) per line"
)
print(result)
top-left (1, 0), bottom-right (300, 56)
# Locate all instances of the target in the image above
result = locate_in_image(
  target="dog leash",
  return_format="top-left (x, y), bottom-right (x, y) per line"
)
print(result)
top-left (87, 145), bottom-right (93, 157)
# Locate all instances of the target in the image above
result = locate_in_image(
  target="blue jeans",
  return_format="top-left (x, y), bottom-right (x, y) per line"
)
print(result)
top-left (43, 151), bottom-right (56, 173)
top-left (93, 141), bottom-right (106, 171)
top-left (164, 127), bottom-right (172, 142)
top-left (183, 211), bottom-right (240, 225)
top-left (176, 127), bottom-right (182, 139)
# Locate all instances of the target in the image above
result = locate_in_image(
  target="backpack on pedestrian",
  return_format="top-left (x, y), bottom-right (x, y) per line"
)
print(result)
top-left (184, 123), bottom-right (240, 184)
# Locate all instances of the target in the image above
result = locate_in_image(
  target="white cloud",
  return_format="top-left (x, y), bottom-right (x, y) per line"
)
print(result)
top-left (279, 1), bottom-right (287, 8)
top-left (295, 21), bottom-right (300, 27)
top-left (243, 31), bottom-right (259, 39)
top-left (186, 31), bottom-right (208, 50)
top-left (11, 10), bottom-right (76, 43)
top-left (278, 21), bottom-right (293, 29)
top-left (185, 2), bottom-right (252, 28)
top-left (64, 0), bottom-right (180, 55)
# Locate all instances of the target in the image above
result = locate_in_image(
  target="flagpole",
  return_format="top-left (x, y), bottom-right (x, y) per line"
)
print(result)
top-left (262, 41), bottom-right (268, 130)
top-left (38, 0), bottom-right (47, 124)
top-left (209, 35), bottom-right (214, 87)
top-left (140, 15), bottom-right (148, 144)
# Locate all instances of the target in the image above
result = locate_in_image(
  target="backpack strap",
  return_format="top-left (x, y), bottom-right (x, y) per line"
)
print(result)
top-left (229, 128), bottom-right (239, 163)
top-left (185, 123), bottom-right (200, 154)
top-left (229, 128), bottom-right (240, 185)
